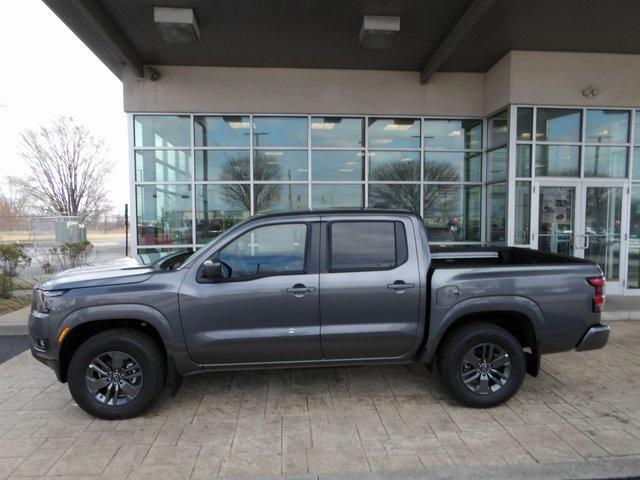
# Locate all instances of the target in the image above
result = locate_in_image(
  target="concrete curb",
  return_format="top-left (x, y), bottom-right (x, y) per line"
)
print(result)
top-left (213, 456), bottom-right (640, 480)
top-left (603, 310), bottom-right (640, 322)
top-left (0, 306), bottom-right (30, 336)
top-left (0, 323), bottom-right (28, 336)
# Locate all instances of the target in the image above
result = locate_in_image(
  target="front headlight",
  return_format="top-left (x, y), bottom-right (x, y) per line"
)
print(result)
top-left (33, 289), bottom-right (65, 314)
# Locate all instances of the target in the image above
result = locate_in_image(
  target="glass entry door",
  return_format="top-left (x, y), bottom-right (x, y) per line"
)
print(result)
top-left (534, 183), bottom-right (579, 257)
top-left (582, 186), bottom-right (624, 282)
top-left (533, 181), bottom-right (627, 293)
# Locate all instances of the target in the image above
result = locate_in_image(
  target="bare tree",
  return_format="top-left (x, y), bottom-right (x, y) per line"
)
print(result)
top-left (0, 181), bottom-right (29, 218)
top-left (10, 117), bottom-right (113, 222)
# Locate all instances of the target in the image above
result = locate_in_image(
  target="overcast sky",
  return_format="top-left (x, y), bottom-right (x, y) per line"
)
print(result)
top-left (0, 0), bottom-right (128, 213)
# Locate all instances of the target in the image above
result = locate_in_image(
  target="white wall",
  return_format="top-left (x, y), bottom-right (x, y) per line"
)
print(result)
top-left (508, 51), bottom-right (640, 108)
top-left (122, 51), bottom-right (640, 116)
top-left (123, 67), bottom-right (485, 116)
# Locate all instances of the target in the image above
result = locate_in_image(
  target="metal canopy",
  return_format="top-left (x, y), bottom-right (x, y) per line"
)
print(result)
top-left (43, 0), bottom-right (640, 80)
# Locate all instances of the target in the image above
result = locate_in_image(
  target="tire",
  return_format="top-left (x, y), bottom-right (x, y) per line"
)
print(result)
top-left (67, 328), bottom-right (165, 419)
top-left (437, 323), bottom-right (525, 408)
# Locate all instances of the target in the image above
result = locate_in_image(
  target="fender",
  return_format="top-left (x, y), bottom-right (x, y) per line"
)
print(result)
top-left (420, 295), bottom-right (545, 365)
top-left (58, 303), bottom-right (196, 375)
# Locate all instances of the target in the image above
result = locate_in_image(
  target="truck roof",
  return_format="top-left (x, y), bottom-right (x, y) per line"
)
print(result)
top-left (252, 208), bottom-right (420, 221)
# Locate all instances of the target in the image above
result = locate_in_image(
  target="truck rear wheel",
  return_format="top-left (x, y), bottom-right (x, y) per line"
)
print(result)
top-left (438, 323), bottom-right (525, 408)
top-left (67, 328), bottom-right (165, 419)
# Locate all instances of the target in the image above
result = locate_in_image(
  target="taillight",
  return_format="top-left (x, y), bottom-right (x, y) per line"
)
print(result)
top-left (587, 276), bottom-right (606, 313)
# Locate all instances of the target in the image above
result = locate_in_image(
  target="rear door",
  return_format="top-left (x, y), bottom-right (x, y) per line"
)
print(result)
top-left (319, 215), bottom-right (421, 359)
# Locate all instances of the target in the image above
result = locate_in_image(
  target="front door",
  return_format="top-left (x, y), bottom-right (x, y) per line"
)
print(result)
top-left (319, 217), bottom-right (421, 360)
top-left (533, 181), bottom-right (627, 293)
top-left (179, 220), bottom-right (322, 365)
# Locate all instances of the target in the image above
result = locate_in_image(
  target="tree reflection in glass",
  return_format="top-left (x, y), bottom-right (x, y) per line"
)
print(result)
top-left (368, 157), bottom-right (420, 212)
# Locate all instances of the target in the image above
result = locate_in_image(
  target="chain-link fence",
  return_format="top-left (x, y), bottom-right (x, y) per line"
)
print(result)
top-left (0, 215), bottom-right (129, 274)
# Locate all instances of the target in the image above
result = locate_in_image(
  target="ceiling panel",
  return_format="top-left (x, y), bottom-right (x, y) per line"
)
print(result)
top-left (45, 0), bottom-right (640, 76)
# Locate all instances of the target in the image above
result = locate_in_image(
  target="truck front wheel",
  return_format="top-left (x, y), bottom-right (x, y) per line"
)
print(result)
top-left (438, 323), bottom-right (526, 408)
top-left (67, 328), bottom-right (165, 419)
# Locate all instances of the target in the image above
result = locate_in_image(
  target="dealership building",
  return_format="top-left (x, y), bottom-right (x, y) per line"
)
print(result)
top-left (46, 0), bottom-right (640, 294)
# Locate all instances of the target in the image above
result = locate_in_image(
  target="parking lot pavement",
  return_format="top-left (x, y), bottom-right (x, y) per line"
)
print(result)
top-left (0, 323), bottom-right (639, 480)
top-left (0, 337), bottom-right (29, 364)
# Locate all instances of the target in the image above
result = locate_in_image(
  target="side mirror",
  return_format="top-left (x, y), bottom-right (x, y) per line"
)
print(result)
top-left (202, 259), bottom-right (222, 280)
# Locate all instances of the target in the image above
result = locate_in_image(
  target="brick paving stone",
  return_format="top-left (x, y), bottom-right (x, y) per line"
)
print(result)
top-left (366, 453), bottom-right (423, 471)
top-left (48, 445), bottom-right (118, 476)
top-left (0, 457), bottom-right (24, 480)
top-left (142, 445), bottom-right (200, 466)
top-left (505, 425), bottom-right (583, 463)
top-left (11, 448), bottom-right (66, 477)
top-left (219, 452), bottom-right (282, 477)
top-left (307, 447), bottom-right (369, 474)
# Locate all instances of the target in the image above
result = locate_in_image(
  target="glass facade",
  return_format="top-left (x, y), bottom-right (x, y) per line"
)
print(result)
top-left (133, 114), bottom-right (486, 255)
top-left (131, 107), bottom-right (640, 294)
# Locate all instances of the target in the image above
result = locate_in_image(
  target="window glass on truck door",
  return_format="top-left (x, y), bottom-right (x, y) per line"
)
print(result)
top-left (329, 221), bottom-right (407, 271)
top-left (218, 223), bottom-right (307, 280)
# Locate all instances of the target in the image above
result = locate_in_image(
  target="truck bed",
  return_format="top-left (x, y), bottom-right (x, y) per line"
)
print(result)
top-left (430, 246), bottom-right (593, 268)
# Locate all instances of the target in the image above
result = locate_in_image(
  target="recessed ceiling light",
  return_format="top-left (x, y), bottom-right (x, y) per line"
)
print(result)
top-left (154, 7), bottom-right (200, 43)
top-left (359, 15), bottom-right (400, 50)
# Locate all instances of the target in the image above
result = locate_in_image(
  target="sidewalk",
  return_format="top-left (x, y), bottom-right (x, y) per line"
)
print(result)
top-left (0, 296), bottom-right (638, 336)
top-left (0, 306), bottom-right (30, 336)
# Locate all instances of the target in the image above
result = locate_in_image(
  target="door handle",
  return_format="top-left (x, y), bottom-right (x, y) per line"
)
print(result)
top-left (287, 284), bottom-right (316, 296)
top-left (387, 280), bottom-right (415, 291)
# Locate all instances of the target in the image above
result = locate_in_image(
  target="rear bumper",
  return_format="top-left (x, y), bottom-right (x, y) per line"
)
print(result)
top-left (576, 324), bottom-right (610, 352)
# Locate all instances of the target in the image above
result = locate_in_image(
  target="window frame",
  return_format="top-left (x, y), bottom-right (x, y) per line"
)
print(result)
top-left (197, 221), bottom-right (312, 283)
top-left (327, 220), bottom-right (407, 273)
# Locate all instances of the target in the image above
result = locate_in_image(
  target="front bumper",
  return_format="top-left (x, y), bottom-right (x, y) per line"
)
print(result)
top-left (28, 307), bottom-right (64, 382)
top-left (30, 347), bottom-right (63, 381)
top-left (576, 324), bottom-right (610, 352)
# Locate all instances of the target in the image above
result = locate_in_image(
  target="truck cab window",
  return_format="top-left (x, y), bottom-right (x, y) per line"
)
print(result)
top-left (329, 221), bottom-right (406, 271)
top-left (217, 223), bottom-right (307, 280)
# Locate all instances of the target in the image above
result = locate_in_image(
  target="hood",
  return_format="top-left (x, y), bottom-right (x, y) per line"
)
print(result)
top-left (38, 257), bottom-right (155, 291)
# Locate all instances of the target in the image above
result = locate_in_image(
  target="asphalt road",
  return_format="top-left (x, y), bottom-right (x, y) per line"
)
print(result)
top-left (0, 336), bottom-right (29, 364)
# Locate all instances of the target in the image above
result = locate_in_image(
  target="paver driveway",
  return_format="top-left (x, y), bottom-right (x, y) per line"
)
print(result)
top-left (1, 322), bottom-right (640, 479)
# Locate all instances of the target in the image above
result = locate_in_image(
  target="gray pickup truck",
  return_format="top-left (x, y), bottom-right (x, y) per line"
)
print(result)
top-left (29, 210), bottom-right (610, 419)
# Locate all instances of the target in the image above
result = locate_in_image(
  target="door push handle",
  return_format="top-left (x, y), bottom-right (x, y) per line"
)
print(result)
top-left (287, 284), bottom-right (316, 295)
top-left (387, 281), bottom-right (415, 291)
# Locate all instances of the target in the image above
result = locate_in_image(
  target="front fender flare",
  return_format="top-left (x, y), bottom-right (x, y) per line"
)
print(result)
top-left (58, 304), bottom-right (193, 373)
top-left (421, 295), bottom-right (545, 365)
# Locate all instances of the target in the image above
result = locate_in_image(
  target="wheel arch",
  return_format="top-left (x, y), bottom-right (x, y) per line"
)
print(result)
top-left (57, 304), bottom-right (189, 383)
top-left (421, 296), bottom-right (544, 373)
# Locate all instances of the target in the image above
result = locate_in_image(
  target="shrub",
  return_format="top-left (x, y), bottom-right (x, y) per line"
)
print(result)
top-left (0, 244), bottom-right (32, 298)
top-left (49, 241), bottom-right (94, 271)
top-left (0, 274), bottom-right (11, 299)
top-left (0, 244), bottom-right (31, 277)
top-left (41, 262), bottom-right (54, 275)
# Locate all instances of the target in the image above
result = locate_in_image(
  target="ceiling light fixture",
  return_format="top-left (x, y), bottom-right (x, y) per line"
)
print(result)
top-left (384, 124), bottom-right (412, 131)
top-left (359, 15), bottom-right (400, 50)
top-left (154, 7), bottom-right (200, 43)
